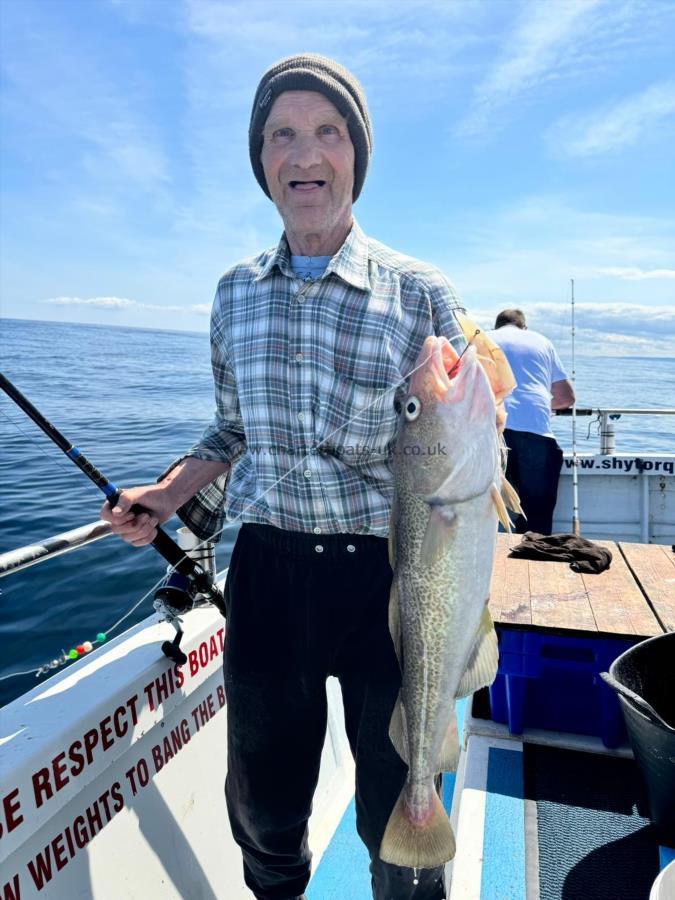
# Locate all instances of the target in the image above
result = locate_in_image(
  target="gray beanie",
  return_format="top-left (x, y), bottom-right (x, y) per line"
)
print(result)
top-left (249, 53), bottom-right (373, 202)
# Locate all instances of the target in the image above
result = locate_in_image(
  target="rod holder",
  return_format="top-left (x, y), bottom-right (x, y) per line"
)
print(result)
top-left (599, 413), bottom-right (616, 455)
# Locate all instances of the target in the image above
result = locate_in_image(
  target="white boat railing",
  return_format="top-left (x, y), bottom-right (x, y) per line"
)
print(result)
top-left (555, 406), bottom-right (675, 455)
top-left (0, 520), bottom-right (113, 577)
top-left (1, 406), bottom-right (672, 577)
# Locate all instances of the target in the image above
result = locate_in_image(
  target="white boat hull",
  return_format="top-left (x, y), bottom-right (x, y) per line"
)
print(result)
top-left (555, 453), bottom-right (674, 543)
top-left (0, 603), bottom-right (354, 899)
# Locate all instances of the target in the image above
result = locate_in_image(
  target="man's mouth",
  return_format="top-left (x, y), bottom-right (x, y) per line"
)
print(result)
top-left (288, 180), bottom-right (326, 191)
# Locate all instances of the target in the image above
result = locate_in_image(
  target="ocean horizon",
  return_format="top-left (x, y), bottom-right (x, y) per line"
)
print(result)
top-left (1, 317), bottom-right (673, 706)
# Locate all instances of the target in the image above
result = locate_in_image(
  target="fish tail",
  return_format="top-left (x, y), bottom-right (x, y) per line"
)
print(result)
top-left (379, 785), bottom-right (456, 869)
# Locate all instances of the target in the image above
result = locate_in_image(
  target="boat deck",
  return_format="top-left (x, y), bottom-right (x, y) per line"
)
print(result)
top-left (489, 534), bottom-right (675, 636)
top-left (447, 712), bottom-right (675, 900)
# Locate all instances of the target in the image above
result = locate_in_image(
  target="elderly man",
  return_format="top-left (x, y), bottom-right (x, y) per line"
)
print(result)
top-left (489, 309), bottom-right (575, 534)
top-left (102, 55), bottom-right (468, 900)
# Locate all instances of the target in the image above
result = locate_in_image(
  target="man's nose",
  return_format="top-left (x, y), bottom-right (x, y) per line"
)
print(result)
top-left (288, 132), bottom-right (323, 168)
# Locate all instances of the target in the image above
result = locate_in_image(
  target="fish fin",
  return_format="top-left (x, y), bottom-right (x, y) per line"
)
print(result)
top-left (491, 482), bottom-right (513, 532)
top-left (420, 506), bottom-right (457, 567)
top-left (387, 582), bottom-right (407, 762)
top-left (437, 704), bottom-right (460, 772)
top-left (388, 581), bottom-right (402, 667)
top-left (457, 314), bottom-right (516, 403)
top-left (456, 606), bottom-right (499, 698)
top-left (501, 473), bottom-right (523, 516)
top-left (380, 785), bottom-right (456, 868)
top-left (388, 695), bottom-right (408, 764)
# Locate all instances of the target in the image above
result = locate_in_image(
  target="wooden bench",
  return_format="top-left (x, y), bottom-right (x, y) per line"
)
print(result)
top-left (489, 534), bottom-right (674, 637)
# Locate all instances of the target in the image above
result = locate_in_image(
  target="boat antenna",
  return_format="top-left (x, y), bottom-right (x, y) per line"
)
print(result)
top-left (0, 373), bottom-right (227, 664)
top-left (571, 278), bottom-right (580, 536)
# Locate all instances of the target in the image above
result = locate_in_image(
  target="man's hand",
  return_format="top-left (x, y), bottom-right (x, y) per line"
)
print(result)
top-left (551, 378), bottom-right (576, 410)
top-left (100, 484), bottom-right (177, 547)
top-left (100, 457), bottom-right (230, 547)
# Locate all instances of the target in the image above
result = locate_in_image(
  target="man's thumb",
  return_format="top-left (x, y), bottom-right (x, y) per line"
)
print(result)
top-left (110, 491), bottom-right (131, 515)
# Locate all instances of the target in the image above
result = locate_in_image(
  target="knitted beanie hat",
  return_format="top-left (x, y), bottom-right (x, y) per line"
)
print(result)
top-left (249, 53), bottom-right (373, 202)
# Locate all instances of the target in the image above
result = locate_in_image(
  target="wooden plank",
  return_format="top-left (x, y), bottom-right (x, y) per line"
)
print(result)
top-left (489, 535), bottom-right (531, 626)
top-left (527, 553), bottom-right (597, 631)
top-left (581, 540), bottom-right (662, 637)
top-left (488, 535), bottom-right (507, 622)
top-left (489, 536), bottom-right (665, 637)
top-left (620, 542), bottom-right (675, 633)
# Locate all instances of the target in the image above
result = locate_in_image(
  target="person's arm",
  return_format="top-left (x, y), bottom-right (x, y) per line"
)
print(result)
top-left (101, 284), bottom-right (244, 546)
top-left (551, 378), bottom-right (575, 410)
top-left (100, 457), bottom-right (230, 546)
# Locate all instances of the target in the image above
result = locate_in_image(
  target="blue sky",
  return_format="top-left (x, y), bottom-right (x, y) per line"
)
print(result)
top-left (1, 0), bottom-right (674, 356)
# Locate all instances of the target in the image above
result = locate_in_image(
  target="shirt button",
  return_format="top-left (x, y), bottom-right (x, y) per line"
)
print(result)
top-left (297, 296), bottom-right (305, 304)
top-left (315, 545), bottom-right (323, 553)
top-left (295, 353), bottom-right (304, 363)
top-left (347, 544), bottom-right (356, 553)
top-left (297, 411), bottom-right (304, 422)
top-left (313, 527), bottom-right (322, 535)
top-left (304, 469), bottom-right (312, 478)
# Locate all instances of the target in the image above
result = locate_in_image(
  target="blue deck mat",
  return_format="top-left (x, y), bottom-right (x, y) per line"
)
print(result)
top-left (524, 744), bottom-right (660, 900)
top-left (308, 698), bottom-right (467, 899)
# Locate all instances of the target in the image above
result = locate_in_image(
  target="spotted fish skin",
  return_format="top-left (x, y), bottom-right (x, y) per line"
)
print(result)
top-left (380, 335), bottom-right (509, 870)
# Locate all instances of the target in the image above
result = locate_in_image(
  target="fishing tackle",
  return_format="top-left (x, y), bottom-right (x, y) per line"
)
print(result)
top-left (0, 373), bottom-right (227, 666)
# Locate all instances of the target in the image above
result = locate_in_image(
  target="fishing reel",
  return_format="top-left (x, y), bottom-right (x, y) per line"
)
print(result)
top-left (153, 528), bottom-right (222, 666)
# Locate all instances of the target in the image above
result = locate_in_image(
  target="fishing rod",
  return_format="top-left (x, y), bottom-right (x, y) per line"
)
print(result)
top-left (570, 279), bottom-right (580, 536)
top-left (0, 372), bottom-right (226, 665)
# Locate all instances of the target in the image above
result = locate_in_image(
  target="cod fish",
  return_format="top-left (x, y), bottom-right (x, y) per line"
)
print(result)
top-left (380, 334), bottom-right (520, 870)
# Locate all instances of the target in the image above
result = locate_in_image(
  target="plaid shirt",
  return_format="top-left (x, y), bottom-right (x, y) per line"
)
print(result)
top-left (176, 220), bottom-right (466, 540)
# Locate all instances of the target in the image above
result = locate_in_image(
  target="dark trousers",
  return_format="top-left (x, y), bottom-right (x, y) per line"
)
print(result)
top-left (223, 524), bottom-right (446, 900)
top-left (504, 428), bottom-right (564, 535)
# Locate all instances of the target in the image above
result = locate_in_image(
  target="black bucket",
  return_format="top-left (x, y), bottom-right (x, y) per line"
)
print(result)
top-left (601, 632), bottom-right (675, 848)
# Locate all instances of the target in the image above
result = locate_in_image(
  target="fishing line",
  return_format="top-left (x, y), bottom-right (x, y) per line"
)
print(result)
top-left (446, 329), bottom-right (480, 379)
top-left (0, 407), bottom-right (83, 468)
top-left (0, 342), bottom-right (456, 683)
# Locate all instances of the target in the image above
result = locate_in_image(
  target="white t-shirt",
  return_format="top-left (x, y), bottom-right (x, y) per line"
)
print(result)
top-left (487, 325), bottom-right (568, 437)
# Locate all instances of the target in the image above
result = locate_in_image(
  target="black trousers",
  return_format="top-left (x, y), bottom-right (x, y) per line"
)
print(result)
top-left (504, 428), bottom-right (564, 535)
top-left (223, 524), bottom-right (446, 900)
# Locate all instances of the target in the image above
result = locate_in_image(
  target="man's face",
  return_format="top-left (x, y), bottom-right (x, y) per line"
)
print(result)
top-left (260, 90), bottom-right (355, 240)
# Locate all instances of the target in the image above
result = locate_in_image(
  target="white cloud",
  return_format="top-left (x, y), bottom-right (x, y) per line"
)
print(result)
top-left (190, 303), bottom-right (212, 316)
top-left (46, 296), bottom-right (137, 309)
top-left (588, 267), bottom-right (675, 281)
top-left (547, 80), bottom-right (675, 157)
top-left (457, 0), bottom-right (602, 137)
top-left (528, 301), bottom-right (674, 336)
top-left (435, 195), bottom-right (675, 308)
top-left (44, 296), bottom-right (211, 316)
top-left (470, 302), bottom-right (675, 356)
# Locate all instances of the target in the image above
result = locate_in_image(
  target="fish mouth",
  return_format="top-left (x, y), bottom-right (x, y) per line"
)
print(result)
top-left (429, 338), bottom-right (474, 402)
top-left (408, 337), bottom-right (476, 405)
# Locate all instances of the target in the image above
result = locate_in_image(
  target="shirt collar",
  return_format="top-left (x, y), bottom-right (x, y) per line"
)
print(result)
top-left (255, 234), bottom-right (293, 282)
top-left (254, 219), bottom-right (371, 292)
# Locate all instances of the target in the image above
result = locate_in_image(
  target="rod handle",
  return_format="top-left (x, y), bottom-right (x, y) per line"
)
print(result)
top-left (106, 493), bottom-right (189, 570)
top-left (107, 495), bottom-right (227, 616)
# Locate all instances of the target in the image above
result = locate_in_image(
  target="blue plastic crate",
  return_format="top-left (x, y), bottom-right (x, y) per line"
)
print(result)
top-left (489, 627), bottom-right (637, 747)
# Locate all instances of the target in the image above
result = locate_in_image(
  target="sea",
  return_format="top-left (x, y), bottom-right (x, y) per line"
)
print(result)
top-left (1, 317), bottom-right (673, 706)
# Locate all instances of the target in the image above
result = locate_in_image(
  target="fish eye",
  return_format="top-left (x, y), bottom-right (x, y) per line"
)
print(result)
top-left (404, 396), bottom-right (421, 421)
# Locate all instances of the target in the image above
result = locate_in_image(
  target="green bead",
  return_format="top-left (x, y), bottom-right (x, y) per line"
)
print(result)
top-left (68, 649), bottom-right (78, 659)
top-left (96, 633), bottom-right (107, 643)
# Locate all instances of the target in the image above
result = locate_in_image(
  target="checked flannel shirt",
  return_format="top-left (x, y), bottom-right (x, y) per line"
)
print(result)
top-left (176, 220), bottom-right (466, 541)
